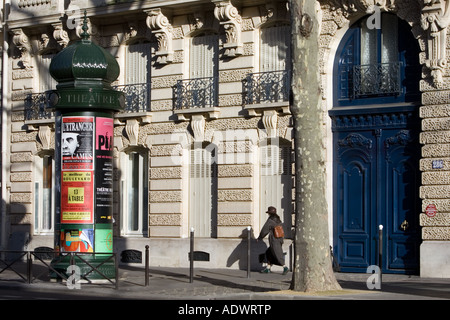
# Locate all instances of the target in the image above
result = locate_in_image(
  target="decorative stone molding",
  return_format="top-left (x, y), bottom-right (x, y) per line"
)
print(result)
top-left (37, 125), bottom-right (52, 150)
top-left (11, 28), bottom-right (32, 68)
top-left (75, 16), bottom-right (97, 40)
top-left (190, 115), bottom-right (206, 142)
top-left (214, 0), bottom-right (243, 57)
top-left (18, 0), bottom-right (51, 8)
top-left (123, 20), bottom-right (152, 44)
top-left (125, 119), bottom-right (140, 146)
top-left (146, 9), bottom-right (174, 65)
top-left (262, 110), bottom-right (278, 138)
top-left (174, 107), bottom-right (220, 122)
top-left (421, 0), bottom-right (450, 85)
top-left (52, 22), bottom-right (70, 49)
top-left (328, 0), bottom-right (396, 15)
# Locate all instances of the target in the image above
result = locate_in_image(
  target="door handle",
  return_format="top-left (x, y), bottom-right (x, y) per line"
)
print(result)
top-left (400, 219), bottom-right (409, 231)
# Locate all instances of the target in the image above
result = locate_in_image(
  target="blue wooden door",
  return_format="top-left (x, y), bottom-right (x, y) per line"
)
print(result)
top-left (331, 108), bottom-right (420, 274)
top-left (382, 128), bottom-right (421, 273)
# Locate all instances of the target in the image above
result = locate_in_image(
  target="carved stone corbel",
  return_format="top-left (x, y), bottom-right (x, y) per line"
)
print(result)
top-left (262, 110), bottom-right (278, 138)
top-left (11, 28), bottom-right (32, 68)
top-left (421, 0), bottom-right (450, 85)
top-left (38, 125), bottom-right (52, 150)
top-left (52, 22), bottom-right (70, 49)
top-left (75, 16), bottom-right (97, 40)
top-left (190, 115), bottom-right (206, 142)
top-left (214, 1), bottom-right (243, 57)
top-left (146, 9), bottom-right (174, 65)
top-left (125, 119), bottom-right (140, 146)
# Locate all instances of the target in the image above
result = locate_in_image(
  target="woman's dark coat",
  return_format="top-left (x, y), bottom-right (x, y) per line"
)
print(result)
top-left (258, 215), bottom-right (284, 266)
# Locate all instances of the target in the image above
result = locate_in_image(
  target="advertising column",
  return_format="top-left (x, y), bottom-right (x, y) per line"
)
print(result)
top-left (48, 13), bottom-right (123, 280)
top-left (57, 115), bottom-right (114, 255)
top-left (53, 112), bottom-right (115, 279)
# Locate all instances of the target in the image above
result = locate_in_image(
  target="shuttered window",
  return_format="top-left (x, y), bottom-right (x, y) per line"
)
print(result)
top-left (126, 42), bottom-right (151, 84)
top-left (260, 142), bottom-right (292, 231)
top-left (189, 147), bottom-right (217, 237)
top-left (260, 24), bottom-right (290, 73)
top-left (39, 54), bottom-right (57, 92)
top-left (190, 33), bottom-right (218, 79)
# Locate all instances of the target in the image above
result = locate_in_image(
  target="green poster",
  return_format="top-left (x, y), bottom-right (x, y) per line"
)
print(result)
top-left (95, 228), bottom-right (113, 253)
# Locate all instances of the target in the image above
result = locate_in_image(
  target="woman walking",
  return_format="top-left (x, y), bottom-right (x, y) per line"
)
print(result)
top-left (257, 206), bottom-right (288, 275)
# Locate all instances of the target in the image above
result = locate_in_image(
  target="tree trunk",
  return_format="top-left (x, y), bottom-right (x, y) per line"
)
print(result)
top-left (289, 0), bottom-right (341, 292)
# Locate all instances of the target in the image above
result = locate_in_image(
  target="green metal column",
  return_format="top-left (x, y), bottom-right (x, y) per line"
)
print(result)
top-left (49, 13), bottom-right (123, 280)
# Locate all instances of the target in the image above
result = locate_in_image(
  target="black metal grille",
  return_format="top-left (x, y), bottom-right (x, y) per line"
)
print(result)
top-left (352, 62), bottom-right (402, 98)
top-left (24, 92), bottom-right (53, 121)
top-left (174, 77), bottom-right (218, 110)
top-left (114, 83), bottom-right (150, 112)
top-left (243, 70), bottom-right (290, 105)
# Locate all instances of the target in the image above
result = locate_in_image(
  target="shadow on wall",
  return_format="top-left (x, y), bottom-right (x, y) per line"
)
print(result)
top-left (226, 227), bottom-right (268, 271)
top-left (2, 199), bottom-right (33, 260)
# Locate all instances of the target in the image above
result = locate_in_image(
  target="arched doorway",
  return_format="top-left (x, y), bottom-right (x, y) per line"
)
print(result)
top-left (329, 13), bottom-right (421, 274)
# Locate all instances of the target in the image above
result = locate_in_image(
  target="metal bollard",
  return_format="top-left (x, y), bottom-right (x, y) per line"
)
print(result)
top-left (247, 226), bottom-right (251, 279)
top-left (27, 251), bottom-right (32, 284)
top-left (145, 245), bottom-right (149, 287)
top-left (189, 228), bottom-right (194, 283)
top-left (115, 252), bottom-right (119, 289)
top-left (378, 225), bottom-right (383, 289)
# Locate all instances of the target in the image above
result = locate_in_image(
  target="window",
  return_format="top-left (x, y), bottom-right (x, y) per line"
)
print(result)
top-left (125, 42), bottom-right (151, 85)
top-left (259, 140), bottom-right (292, 233)
top-left (34, 154), bottom-right (54, 235)
top-left (260, 24), bottom-right (290, 73)
top-left (38, 53), bottom-right (57, 92)
top-left (120, 150), bottom-right (149, 236)
top-left (189, 146), bottom-right (217, 237)
top-left (118, 42), bottom-right (151, 112)
top-left (335, 14), bottom-right (420, 106)
top-left (244, 24), bottom-right (291, 105)
top-left (175, 33), bottom-right (219, 110)
top-left (190, 33), bottom-right (218, 80)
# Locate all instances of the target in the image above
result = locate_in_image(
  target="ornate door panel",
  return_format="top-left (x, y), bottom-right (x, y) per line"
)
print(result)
top-left (334, 131), bottom-right (376, 272)
top-left (330, 107), bottom-right (420, 274)
top-left (382, 129), bottom-right (421, 272)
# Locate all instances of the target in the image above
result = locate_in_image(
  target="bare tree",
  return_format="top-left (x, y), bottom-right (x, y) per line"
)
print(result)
top-left (289, 0), bottom-right (341, 292)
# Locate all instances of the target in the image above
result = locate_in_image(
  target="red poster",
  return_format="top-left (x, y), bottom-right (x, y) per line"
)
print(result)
top-left (61, 171), bottom-right (94, 224)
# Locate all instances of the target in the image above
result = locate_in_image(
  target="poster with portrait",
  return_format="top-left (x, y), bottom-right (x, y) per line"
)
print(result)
top-left (61, 116), bottom-right (94, 171)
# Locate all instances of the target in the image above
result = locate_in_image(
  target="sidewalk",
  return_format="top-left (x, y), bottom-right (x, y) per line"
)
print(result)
top-left (1, 265), bottom-right (450, 300)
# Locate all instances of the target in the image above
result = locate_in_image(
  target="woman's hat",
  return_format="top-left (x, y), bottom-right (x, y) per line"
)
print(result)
top-left (266, 206), bottom-right (277, 214)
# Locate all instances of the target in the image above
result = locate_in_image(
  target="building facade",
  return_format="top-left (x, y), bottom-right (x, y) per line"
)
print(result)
top-left (1, 0), bottom-right (450, 277)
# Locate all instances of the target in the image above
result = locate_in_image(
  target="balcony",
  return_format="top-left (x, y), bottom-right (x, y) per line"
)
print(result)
top-left (243, 70), bottom-right (291, 116)
top-left (24, 92), bottom-right (53, 122)
top-left (114, 83), bottom-right (150, 113)
top-left (173, 77), bottom-right (219, 121)
top-left (113, 83), bottom-right (152, 125)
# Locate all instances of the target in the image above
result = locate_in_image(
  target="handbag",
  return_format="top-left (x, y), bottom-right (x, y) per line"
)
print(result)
top-left (273, 224), bottom-right (284, 238)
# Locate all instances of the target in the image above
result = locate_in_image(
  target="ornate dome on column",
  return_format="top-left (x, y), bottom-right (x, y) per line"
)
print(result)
top-left (49, 11), bottom-right (120, 89)
top-left (48, 11), bottom-right (123, 112)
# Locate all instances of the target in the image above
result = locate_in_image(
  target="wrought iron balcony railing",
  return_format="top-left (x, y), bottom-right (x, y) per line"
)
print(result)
top-left (114, 83), bottom-right (150, 113)
top-left (352, 62), bottom-right (402, 98)
top-left (243, 70), bottom-right (291, 105)
top-left (174, 77), bottom-right (218, 110)
top-left (24, 92), bottom-right (53, 121)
